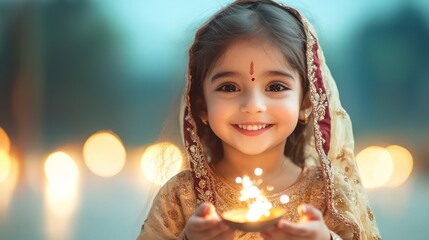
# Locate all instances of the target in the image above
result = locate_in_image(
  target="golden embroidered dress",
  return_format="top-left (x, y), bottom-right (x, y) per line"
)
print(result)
top-left (138, 1), bottom-right (381, 239)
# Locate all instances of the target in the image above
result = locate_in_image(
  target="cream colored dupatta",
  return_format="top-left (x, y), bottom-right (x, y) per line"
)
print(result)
top-left (182, 1), bottom-right (381, 239)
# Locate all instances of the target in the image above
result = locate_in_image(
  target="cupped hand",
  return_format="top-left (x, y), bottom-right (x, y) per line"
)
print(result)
top-left (183, 202), bottom-right (235, 240)
top-left (261, 204), bottom-right (331, 240)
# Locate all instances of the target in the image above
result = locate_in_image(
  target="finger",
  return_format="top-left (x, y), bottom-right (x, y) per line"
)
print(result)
top-left (260, 225), bottom-right (274, 239)
top-left (260, 231), bottom-right (272, 240)
top-left (195, 202), bottom-right (221, 220)
top-left (194, 202), bottom-right (212, 217)
top-left (199, 222), bottom-right (231, 239)
top-left (277, 219), bottom-right (312, 236)
top-left (188, 217), bottom-right (218, 231)
top-left (298, 204), bottom-right (323, 222)
top-left (213, 227), bottom-right (235, 240)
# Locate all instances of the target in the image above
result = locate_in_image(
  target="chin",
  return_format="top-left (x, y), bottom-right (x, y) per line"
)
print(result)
top-left (235, 146), bottom-right (270, 156)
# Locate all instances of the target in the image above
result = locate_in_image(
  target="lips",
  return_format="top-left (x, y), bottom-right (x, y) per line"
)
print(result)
top-left (233, 123), bottom-right (273, 136)
top-left (237, 124), bottom-right (270, 131)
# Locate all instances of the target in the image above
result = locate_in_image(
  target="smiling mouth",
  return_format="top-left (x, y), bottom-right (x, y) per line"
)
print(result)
top-left (235, 124), bottom-right (273, 131)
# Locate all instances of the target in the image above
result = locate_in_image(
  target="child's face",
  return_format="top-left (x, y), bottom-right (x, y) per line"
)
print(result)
top-left (202, 38), bottom-right (304, 156)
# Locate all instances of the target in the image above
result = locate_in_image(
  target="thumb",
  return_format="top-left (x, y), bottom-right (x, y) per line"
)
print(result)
top-left (298, 204), bottom-right (323, 223)
top-left (194, 202), bottom-right (219, 220)
top-left (194, 202), bottom-right (211, 217)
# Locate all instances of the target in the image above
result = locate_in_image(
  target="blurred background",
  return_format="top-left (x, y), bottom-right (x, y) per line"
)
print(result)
top-left (0, 0), bottom-right (428, 239)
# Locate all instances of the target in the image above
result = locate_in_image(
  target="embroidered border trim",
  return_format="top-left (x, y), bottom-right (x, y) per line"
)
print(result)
top-left (183, 60), bottom-right (217, 205)
top-left (301, 17), bottom-right (360, 240)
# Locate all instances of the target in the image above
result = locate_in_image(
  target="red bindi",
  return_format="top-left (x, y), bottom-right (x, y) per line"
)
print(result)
top-left (250, 61), bottom-right (255, 81)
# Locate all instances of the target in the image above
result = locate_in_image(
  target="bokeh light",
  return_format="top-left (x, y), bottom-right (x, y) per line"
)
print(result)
top-left (280, 194), bottom-right (290, 204)
top-left (140, 142), bottom-right (183, 186)
top-left (385, 145), bottom-right (414, 187)
top-left (236, 177), bottom-right (242, 184)
top-left (0, 127), bottom-right (10, 153)
top-left (44, 152), bottom-right (79, 240)
top-left (0, 153), bottom-right (18, 216)
top-left (254, 168), bottom-right (263, 176)
top-left (44, 152), bottom-right (79, 192)
top-left (0, 150), bottom-right (11, 183)
top-left (356, 146), bottom-right (394, 189)
top-left (83, 131), bottom-right (126, 177)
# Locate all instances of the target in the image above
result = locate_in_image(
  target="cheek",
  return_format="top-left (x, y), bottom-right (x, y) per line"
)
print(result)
top-left (206, 98), bottom-right (232, 119)
top-left (274, 100), bottom-right (301, 119)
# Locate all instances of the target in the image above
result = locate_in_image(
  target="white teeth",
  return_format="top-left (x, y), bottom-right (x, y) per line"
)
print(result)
top-left (237, 124), bottom-right (269, 131)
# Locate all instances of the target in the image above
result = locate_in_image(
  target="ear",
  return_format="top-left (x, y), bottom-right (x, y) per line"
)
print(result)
top-left (195, 98), bottom-right (208, 124)
top-left (299, 93), bottom-right (312, 121)
top-left (199, 111), bottom-right (208, 124)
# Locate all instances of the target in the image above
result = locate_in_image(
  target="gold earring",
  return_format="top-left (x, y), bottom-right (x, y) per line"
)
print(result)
top-left (201, 118), bottom-right (208, 125)
top-left (304, 112), bottom-right (309, 124)
top-left (299, 111), bottom-right (310, 125)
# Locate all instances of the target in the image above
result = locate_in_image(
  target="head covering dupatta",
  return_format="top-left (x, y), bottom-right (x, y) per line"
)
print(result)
top-left (182, 1), bottom-right (381, 239)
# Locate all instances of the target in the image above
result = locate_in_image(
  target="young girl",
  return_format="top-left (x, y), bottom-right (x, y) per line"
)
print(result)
top-left (138, 0), bottom-right (381, 239)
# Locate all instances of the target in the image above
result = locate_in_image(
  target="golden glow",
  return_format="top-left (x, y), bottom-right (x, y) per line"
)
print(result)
top-left (140, 142), bottom-right (183, 186)
top-left (83, 131), bottom-right (126, 177)
top-left (235, 177), bottom-right (242, 184)
top-left (44, 152), bottom-right (79, 240)
top-left (254, 168), bottom-right (263, 176)
top-left (44, 151), bottom-right (79, 240)
top-left (45, 183), bottom-right (79, 217)
top-left (280, 194), bottom-right (290, 204)
top-left (0, 150), bottom-right (11, 183)
top-left (0, 127), bottom-right (10, 153)
top-left (356, 146), bottom-right (394, 189)
top-left (44, 152), bottom-right (79, 192)
top-left (236, 171), bottom-right (277, 222)
top-left (247, 199), bottom-right (272, 222)
top-left (0, 153), bottom-right (19, 217)
top-left (45, 193), bottom-right (77, 240)
top-left (385, 145), bottom-right (414, 187)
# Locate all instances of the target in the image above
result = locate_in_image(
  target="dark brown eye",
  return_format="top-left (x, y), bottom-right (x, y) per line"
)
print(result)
top-left (266, 83), bottom-right (288, 92)
top-left (216, 84), bottom-right (239, 92)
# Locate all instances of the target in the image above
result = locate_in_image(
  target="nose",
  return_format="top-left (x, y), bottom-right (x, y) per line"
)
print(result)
top-left (239, 90), bottom-right (267, 114)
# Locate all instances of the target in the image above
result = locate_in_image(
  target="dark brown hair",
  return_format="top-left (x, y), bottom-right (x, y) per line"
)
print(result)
top-left (188, 0), bottom-right (309, 166)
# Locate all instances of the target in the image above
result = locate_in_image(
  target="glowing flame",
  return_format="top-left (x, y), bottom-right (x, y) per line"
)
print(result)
top-left (236, 168), bottom-right (289, 222)
top-left (247, 199), bottom-right (272, 222)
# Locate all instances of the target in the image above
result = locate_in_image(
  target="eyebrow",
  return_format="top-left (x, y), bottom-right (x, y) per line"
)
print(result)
top-left (210, 71), bottom-right (240, 82)
top-left (265, 70), bottom-right (295, 81)
top-left (210, 69), bottom-right (295, 82)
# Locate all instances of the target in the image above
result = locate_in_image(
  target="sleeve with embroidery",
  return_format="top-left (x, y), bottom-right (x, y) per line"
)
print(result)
top-left (137, 171), bottom-right (196, 240)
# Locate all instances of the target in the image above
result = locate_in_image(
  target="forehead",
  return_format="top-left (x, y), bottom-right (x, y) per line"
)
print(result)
top-left (212, 37), bottom-right (290, 70)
